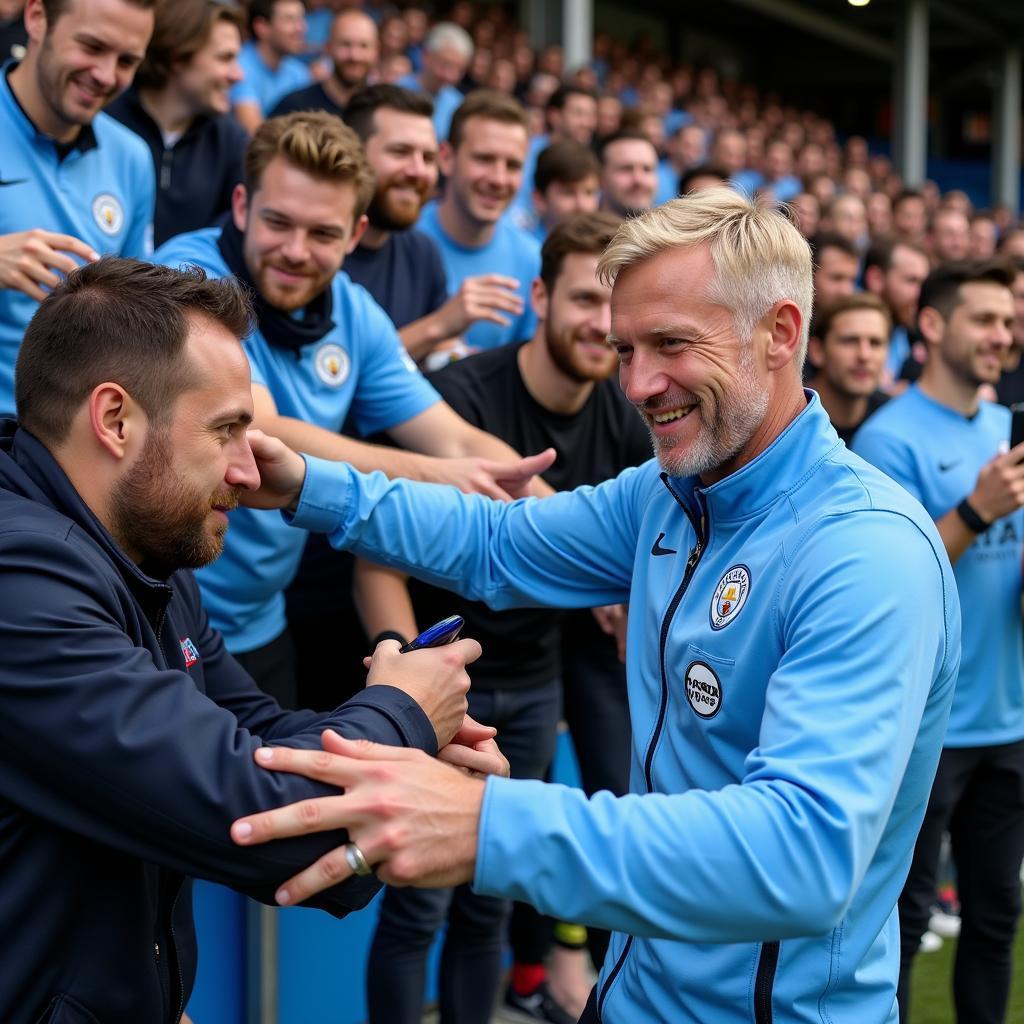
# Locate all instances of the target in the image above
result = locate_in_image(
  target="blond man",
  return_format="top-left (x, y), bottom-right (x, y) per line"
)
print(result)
top-left (229, 188), bottom-right (961, 1024)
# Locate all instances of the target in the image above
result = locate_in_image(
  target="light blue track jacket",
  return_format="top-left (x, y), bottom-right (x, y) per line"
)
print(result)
top-left (291, 394), bottom-right (961, 1023)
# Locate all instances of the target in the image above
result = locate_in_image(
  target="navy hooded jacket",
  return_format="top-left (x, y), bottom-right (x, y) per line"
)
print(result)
top-left (0, 421), bottom-right (437, 1023)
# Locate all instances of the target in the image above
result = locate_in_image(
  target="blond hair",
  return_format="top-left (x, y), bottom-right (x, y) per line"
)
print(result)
top-left (598, 188), bottom-right (813, 367)
top-left (245, 112), bottom-right (376, 220)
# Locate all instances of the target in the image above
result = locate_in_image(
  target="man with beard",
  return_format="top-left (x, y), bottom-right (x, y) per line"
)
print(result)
top-left (0, 0), bottom-right (156, 415)
top-left (106, 0), bottom-right (250, 247)
top-left (340, 84), bottom-right (528, 362)
top-left (863, 237), bottom-right (931, 386)
top-left (417, 89), bottom-right (541, 352)
top-left (854, 261), bottom-right (1024, 1024)
top-left (156, 111), bottom-right (550, 709)
top-left (349, 212), bottom-right (647, 1024)
top-left (230, 0), bottom-right (309, 134)
top-left (270, 8), bottom-right (378, 119)
top-left (806, 293), bottom-right (890, 445)
top-left (228, 188), bottom-right (960, 1024)
top-left (0, 256), bottom-right (490, 1022)
top-left (285, 85), bottom-right (557, 713)
top-left (597, 130), bottom-right (658, 219)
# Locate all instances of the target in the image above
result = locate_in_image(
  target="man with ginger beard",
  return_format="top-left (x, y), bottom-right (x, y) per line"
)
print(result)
top-left (271, 8), bottom-right (378, 118)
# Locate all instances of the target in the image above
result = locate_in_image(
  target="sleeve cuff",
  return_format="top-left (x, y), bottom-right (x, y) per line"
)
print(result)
top-left (286, 455), bottom-right (353, 534)
top-left (341, 684), bottom-right (438, 756)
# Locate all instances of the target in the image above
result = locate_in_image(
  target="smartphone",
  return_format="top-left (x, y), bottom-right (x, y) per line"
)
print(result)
top-left (1011, 403), bottom-right (1024, 450)
top-left (399, 615), bottom-right (465, 653)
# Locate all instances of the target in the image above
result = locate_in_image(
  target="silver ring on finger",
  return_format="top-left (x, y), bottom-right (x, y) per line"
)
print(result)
top-left (343, 841), bottom-right (374, 877)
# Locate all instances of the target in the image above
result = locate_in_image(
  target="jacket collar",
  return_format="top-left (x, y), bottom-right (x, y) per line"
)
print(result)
top-left (0, 420), bottom-right (173, 611)
top-left (673, 390), bottom-right (841, 526)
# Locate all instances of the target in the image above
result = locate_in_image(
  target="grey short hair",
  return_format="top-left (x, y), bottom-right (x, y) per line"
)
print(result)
top-left (424, 21), bottom-right (473, 60)
top-left (598, 188), bottom-right (813, 369)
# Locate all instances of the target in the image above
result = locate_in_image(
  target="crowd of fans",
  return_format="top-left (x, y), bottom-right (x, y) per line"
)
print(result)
top-left (2, 0), bottom-right (1024, 1021)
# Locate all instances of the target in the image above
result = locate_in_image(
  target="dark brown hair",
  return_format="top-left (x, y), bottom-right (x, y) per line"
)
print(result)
top-left (540, 211), bottom-right (622, 291)
top-left (534, 139), bottom-right (600, 194)
top-left (811, 292), bottom-right (892, 343)
top-left (447, 89), bottom-right (528, 149)
top-left (918, 260), bottom-right (1016, 322)
top-left (134, 0), bottom-right (243, 92)
top-left (16, 258), bottom-right (252, 446)
top-left (343, 84), bottom-right (434, 144)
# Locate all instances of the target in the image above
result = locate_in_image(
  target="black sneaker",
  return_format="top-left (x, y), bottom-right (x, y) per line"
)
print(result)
top-left (503, 981), bottom-right (577, 1024)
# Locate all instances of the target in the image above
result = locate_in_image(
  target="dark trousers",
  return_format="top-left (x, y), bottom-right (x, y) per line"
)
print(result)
top-left (233, 627), bottom-right (298, 709)
top-left (898, 739), bottom-right (1024, 1024)
top-left (289, 610), bottom-right (371, 711)
top-left (509, 633), bottom-right (632, 971)
top-left (366, 680), bottom-right (563, 1024)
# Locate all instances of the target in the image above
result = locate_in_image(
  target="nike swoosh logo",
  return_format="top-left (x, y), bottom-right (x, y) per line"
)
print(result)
top-left (938, 461), bottom-right (961, 472)
top-left (651, 532), bottom-right (677, 556)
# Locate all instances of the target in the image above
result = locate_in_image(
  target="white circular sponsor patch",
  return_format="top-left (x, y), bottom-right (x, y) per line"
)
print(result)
top-left (684, 660), bottom-right (722, 719)
top-left (710, 564), bottom-right (751, 630)
top-left (92, 193), bottom-right (124, 235)
top-left (314, 342), bottom-right (351, 387)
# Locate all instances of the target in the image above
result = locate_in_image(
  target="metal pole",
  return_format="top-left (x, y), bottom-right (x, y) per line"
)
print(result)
top-left (245, 902), bottom-right (277, 1024)
top-left (563, 0), bottom-right (593, 73)
top-left (895, 0), bottom-right (929, 187)
top-left (993, 46), bottom-right (1022, 216)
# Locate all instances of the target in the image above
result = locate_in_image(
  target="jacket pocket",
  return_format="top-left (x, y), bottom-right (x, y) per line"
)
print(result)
top-left (35, 994), bottom-right (102, 1024)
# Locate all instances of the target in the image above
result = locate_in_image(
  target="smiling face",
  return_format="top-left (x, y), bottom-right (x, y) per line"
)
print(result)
top-left (174, 17), bottom-right (243, 118)
top-left (923, 280), bottom-right (1016, 388)
top-left (110, 314), bottom-right (259, 570)
top-left (364, 106), bottom-right (438, 231)
top-left (441, 115), bottom-right (527, 229)
top-left (26, 0), bottom-right (153, 135)
top-left (328, 10), bottom-right (378, 90)
top-left (610, 244), bottom-right (772, 480)
top-left (538, 252), bottom-right (616, 383)
top-left (233, 156), bottom-right (362, 311)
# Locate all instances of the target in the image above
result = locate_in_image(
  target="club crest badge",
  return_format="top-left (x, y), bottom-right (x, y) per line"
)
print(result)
top-left (314, 342), bottom-right (351, 387)
top-left (180, 637), bottom-right (199, 669)
top-left (710, 564), bottom-right (751, 630)
top-left (92, 193), bottom-right (124, 235)
top-left (684, 660), bottom-right (722, 718)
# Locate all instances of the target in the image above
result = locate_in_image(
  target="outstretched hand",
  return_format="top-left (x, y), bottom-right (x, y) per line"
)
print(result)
top-left (231, 730), bottom-right (487, 902)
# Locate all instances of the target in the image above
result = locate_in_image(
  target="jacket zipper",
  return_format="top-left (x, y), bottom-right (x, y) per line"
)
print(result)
top-left (597, 476), bottom-right (707, 1019)
top-left (169, 883), bottom-right (185, 1023)
top-left (754, 941), bottom-right (780, 1024)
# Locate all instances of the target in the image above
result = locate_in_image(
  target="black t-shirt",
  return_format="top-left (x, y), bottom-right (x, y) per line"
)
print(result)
top-left (831, 390), bottom-right (889, 446)
top-left (343, 231), bottom-right (449, 329)
top-left (270, 82), bottom-right (345, 118)
top-left (997, 362), bottom-right (1024, 408)
top-left (407, 342), bottom-right (651, 690)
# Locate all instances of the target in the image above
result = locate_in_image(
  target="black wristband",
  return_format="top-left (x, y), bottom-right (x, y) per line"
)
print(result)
top-left (956, 498), bottom-right (990, 534)
top-left (369, 630), bottom-right (409, 649)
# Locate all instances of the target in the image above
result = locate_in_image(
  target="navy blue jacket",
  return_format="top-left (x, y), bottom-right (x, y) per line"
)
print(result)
top-left (106, 86), bottom-right (249, 248)
top-left (0, 422), bottom-right (437, 1024)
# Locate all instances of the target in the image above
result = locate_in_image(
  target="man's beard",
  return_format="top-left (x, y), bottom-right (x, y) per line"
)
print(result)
top-left (109, 428), bottom-right (239, 573)
top-left (545, 321), bottom-right (616, 384)
top-left (637, 345), bottom-right (770, 478)
top-left (367, 179), bottom-right (429, 232)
